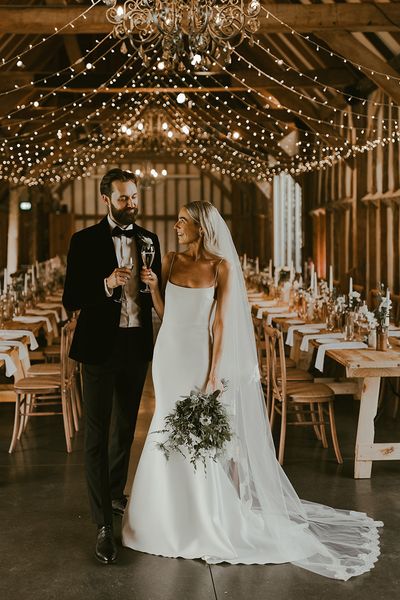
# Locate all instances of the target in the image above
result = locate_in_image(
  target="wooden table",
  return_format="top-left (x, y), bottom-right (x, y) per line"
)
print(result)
top-left (326, 347), bottom-right (400, 478)
top-left (0, 345), bottom-right (24, 380)
top-left (6, 317), bottom-right (54, 345)
top-left (2, 320), bottom-right (42, 337)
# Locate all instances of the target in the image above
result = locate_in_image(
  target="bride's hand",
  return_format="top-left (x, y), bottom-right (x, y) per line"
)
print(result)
top-left (205, 372), bottom-right (223, 395)
top-left (140, 267), bottom-right (158, 291)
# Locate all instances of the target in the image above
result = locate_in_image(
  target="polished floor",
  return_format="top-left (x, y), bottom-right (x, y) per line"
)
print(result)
top-left (0, 376), bottom-right (399, 600)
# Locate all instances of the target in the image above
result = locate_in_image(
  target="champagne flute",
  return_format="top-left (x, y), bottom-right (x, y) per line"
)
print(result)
top-left (114, 256), bottom-right (134, 304)
top-left (141, 244), bottom-right (155, 294)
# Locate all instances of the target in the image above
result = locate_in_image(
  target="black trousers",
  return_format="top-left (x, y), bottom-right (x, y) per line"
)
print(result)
top-left (82, 328), bottom-right (149, 526)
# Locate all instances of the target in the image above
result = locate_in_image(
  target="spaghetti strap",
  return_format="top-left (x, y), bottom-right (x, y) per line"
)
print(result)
top-left (214, 258), bottom-right (224, 286)
top-left (168, 252), bottom-right (177, 282)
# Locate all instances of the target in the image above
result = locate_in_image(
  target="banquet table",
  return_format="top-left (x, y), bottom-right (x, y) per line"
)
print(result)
top-left (0, 345), bottom-right (24, 381)
top-left (2, 319), bottom-right (42, 337)
top-left (318, 345), bottom-right (400, 478)
top-left (6, 315), bottom-right (54, 345)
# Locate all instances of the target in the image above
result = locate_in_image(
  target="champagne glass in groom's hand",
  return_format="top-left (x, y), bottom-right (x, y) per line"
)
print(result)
top-left (113, 257), bottom-right (134, 304)
top-left (141, 244), bottom-right (155, 294)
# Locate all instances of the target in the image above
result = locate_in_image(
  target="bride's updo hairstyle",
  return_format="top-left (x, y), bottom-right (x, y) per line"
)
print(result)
top-left (183, 201), bottom-right (222, 256)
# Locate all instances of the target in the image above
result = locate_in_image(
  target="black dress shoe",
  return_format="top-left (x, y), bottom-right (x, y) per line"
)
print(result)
top-left (112, 496), bottom-right (127, 517)
top-left (95, 525), bottom-right (117, 564)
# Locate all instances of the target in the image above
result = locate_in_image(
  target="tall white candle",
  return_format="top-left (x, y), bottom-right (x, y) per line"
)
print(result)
top-left (310, 262), bottom-right (315, 288)
top-left (329, 265), bottom-right (333, 292)
top-left (243, 253), bottom-right (247, 269)
top-left (349, 276), bottom-right (353, 296)
top-left (313, 272), bottom-right (318, 297)
top-left (274, 267), bottom-right (279, 287)
top-left (24, 273), bottom-right (29, 295)
top-left (289, 260), bottom-right (294, 282)
top-left (3, 267), bottom-right (8, 288)
top-left (269, 259), bottom-right (272, 278)
top-left (255, 257), bottom-right (259, 274)
top-left (31, 265), bottom-right (36, 287)
top-left (386, 288), bottom-right (391, 327)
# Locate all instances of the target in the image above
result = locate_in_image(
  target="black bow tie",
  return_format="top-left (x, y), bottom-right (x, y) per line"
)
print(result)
top-left (111, 227), bottom-right (135, 238)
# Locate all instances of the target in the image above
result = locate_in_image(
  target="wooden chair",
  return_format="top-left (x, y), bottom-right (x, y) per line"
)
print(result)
top-left (8, 320), bottom-right (79, 453)
top-left (368, 288), bottom-right (381, 312)
top-left (251, 305), bottom-right (265, 375)
top-left (266, 325), bottom-right (343, 465)
top-left (391, 293), bottom-right (400, 327)
top-left (262, 323), bottom-right (311, 417)
top-left (353, 283), bottom-right (365, 300)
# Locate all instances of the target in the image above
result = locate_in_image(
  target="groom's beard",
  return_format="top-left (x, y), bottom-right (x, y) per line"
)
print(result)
top-left (110, 203), bottom-right (138, 226)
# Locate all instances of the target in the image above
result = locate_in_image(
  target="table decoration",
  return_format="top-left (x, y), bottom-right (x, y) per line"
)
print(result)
top-left (373, 284), bottom-right (391, 352)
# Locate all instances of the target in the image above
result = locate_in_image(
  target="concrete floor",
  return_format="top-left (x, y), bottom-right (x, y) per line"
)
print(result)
top-left (0, 378), bottom-right (399, 600)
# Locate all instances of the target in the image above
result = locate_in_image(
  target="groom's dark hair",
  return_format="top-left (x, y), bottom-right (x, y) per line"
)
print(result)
top-left (100, 168), bottom-right (137, 198)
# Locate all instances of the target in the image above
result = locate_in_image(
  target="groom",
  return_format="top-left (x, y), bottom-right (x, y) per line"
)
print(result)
top-left (63, 168), bottom-right (161, 564)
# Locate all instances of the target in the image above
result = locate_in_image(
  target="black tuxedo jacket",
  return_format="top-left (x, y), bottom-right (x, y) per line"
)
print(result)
top-left (62, 217), bottom-right (161, 365)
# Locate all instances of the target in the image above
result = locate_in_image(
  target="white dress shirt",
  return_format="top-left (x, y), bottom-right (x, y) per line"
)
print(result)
top-left (105, 215), bottom-right (141, 328)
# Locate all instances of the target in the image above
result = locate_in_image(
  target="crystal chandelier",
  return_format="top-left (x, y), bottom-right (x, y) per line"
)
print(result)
top-left (134, 160), bottom-right (168, 189)
top-left (100, 0), bottom-right (261, 70)
top-left (118, 108), bottom-right (190, 152)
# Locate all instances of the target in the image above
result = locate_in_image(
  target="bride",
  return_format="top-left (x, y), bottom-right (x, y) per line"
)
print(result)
top-left (122, 201), bottom-right (382, 580)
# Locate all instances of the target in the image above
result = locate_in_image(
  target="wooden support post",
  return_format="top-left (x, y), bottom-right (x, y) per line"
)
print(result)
top-left (6, 187), bottom-right (20, 277)
top-left (30, 189), bottom-right (38, 264)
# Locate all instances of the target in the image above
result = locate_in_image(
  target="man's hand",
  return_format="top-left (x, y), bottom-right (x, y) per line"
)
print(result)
top-left (106, 268), bottom-right (132, 289)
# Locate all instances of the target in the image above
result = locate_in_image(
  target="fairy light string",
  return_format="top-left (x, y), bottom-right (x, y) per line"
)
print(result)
top-left (0, 0), bottom-right (102, 70)
top-left (259, 6), bottom-right (400, 83)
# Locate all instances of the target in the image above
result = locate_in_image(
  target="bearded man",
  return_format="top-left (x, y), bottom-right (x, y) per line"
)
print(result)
top-left (63, 168), bottom-right (161, 564)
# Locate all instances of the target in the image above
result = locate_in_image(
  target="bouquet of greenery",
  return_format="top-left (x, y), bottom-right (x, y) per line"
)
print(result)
top-left (153, 380), bottom-right (232, 471)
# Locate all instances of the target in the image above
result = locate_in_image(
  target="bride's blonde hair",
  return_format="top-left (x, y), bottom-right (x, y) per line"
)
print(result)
top-left (183, 201), bottom-right (222, 255)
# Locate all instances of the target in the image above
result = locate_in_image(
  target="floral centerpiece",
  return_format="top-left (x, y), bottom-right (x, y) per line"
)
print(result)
top-left (373, 284), bottom-right (391, 350)
top-left (374, 284), bottom-right (391, 329)
top-left (153, 380), bottom-right (232, 471)
top-left (348, 290), bottom-right (361, 311)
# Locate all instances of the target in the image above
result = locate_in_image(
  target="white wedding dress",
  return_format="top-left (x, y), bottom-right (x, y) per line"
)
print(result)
top-left (122, 275), bottom-right (382, 580)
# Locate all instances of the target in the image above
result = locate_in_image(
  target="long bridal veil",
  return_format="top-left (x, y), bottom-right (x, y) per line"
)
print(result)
top-left (203, 205), bottom-right (382, 580)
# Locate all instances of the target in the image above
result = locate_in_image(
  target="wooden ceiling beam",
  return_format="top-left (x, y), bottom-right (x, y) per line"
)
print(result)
top-left (0, 67), bottom-right (356, 93)
top-left (1, 4), bottom-right (400, 34)
top-left (316, 31), bottom-right (400, 105)
top-left (257, 87), bottom-right (342, 146)
top-left (45, 0), bottom-right (85, 74)
top-left (32, 86), bottom-right (286, 93)
top-left (237, 68), bottom-right (358, 91)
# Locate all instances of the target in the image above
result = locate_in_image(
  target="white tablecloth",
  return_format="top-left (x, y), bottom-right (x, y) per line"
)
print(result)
top-left (257, 305), bottom-right (290, 319)
top-left (300, 332), bottom-right (345, 352)
top-left (266, 311), bottom-right (299, 325)
top-left (36, 302), bottom-right (67, 321)
top-left (13, 315), bottom-right (52, 333)
top-left (0, 330), bottom-right (38, 350)
top-left (0, 338), bottom-right (30, 371)
top-left (286, 323), bottom-right (326, 347)
top-left (0, 351), bottom-right (17, 377)
top-left (27, 308), bottom-right (60, 323)
top-left (315, 342), bottom-right (368, 372)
